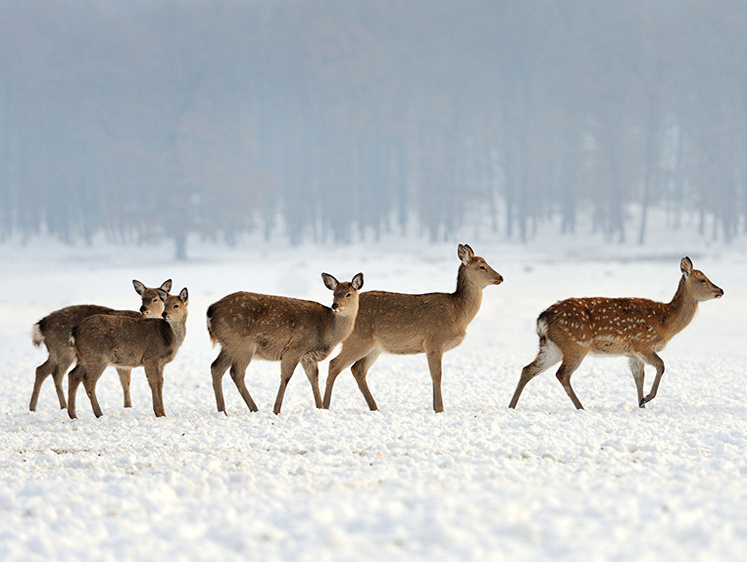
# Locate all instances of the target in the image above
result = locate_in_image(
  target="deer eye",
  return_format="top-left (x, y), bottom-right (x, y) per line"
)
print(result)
top-left (346, 292), bottom-right (352, 297)
top-left (480, 265), bottom-right (486, 271)
top-left (699, 279), bottom-right (707, 284)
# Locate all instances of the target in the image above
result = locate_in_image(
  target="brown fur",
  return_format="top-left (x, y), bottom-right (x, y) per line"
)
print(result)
top-left (29, 279), bottom-right (172, 412)
top-left (323, 244), bottom-right (503, 413)
top-left (67, 288), bottom-right (188, 419)
top-left (509, 257), bottom-right (723, 410)
top-left (208, 272), bottom-right (364, 415)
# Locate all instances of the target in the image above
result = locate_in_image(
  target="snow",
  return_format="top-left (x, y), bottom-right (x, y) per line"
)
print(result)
top-left (1, 237), bottom-right (746, 561)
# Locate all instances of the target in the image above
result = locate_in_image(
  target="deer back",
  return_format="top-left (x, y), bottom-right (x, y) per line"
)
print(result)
top-left (34, 305), bottom-right (140, 353)
top-left (208, 292), bottom-right (335, 361)
top-left (345, 244), bottom-right (502, 355)
top-left (540, 297), bottom-right (672, 355)
top-left (72, 316), bottom-right (178, 368)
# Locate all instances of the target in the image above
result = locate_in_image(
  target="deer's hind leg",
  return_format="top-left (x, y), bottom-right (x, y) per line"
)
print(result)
top-left (67, 363), bottom-right (85, 419)
top-left (82, 363), bottom-right (107, 418)
top-left (30, 356), bottom-right (58, 411)
top-left (509, 339), bottom-right (563, 409)
top-left (211, 347), bottom-right (233, 414)
top-left (229, 352), bottom-right (258, 413)
top-left (52, 356), bottom-right (74, 410)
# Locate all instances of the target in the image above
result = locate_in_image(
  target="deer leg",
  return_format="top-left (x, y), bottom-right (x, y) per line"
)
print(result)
top-left (509, 340), bottom-right (562, 409)
top-left (555, 356), bottom-right (585, 410)
top-left (640, 352), bottom-right (665, 407)
top-left (30, 357), bottom-right (56, 412)
top-left (230, 356), bottom-right (258, 413)
top-left (350, 349), bottom-right (382, 411)
top-left (628, 357), bottom-right (646, 407)
top-left (211, 347), bottom-right (232, 414)
top-left (52, 358), bottom-right (74, 410)
top-left (273, 356), bottom-right (300, 415)
top-left (324, 341), bottom-right (373, 409)
top-left (300, 359), bottom-right (323, 409)
top-left (82, 364), bottom-right (107, 418)
top-left (144, 364), bottom-right (166, 417)
top-left (67, 364), bottom-right (85, 419)
top-left (424, 349), bottom-right (446, 413)
top-left (116, 368), bottom-right (133, 408)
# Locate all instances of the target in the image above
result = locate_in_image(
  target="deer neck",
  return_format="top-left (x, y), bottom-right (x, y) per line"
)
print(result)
top-left (326, 306), bottom-right (358, 345)
top-left (453, 265), bottom-right (483, 326)
top-left (665, 277), bottom-right (698, 339)
top-left (166, 317), bottom-right (188, 349)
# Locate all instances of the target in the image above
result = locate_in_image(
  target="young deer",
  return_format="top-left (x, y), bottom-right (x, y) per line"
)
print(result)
top-left (509, 257), bottom-right (723, 410)
top-left (323, 244), bottom-right (503, 413)
top-left (207, 272), bottom-right (364, 415)
top-left (67, 288), bottom-right (188, 419)
top-left (29, 279), bottom-right (172, 411)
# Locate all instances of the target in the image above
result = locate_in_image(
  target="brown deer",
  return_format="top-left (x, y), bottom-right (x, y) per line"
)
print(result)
top-left (509, 257), bottom-right (723, 410)
top-left (323, 244), bottom-right (503, 413)
top-left (29, 279), bottom-right (172, 412)
top-left (207, 272), bottom-right (364, 415)
top-left (67, 287), bottom-right (188, 419)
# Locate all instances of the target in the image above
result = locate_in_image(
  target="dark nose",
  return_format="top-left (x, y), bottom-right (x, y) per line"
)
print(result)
top-left (140, 306), bottom-right (146, 313)
top-left (717, 287), bottom-right (724, 298)
top-left (161, 311), bottom-right (168, 318)
top-left (331, 302), bottom-right (338, 310)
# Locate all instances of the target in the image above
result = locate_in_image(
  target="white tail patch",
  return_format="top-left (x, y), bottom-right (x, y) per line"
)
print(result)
top-left (32, 324), bottom-right (44, 348)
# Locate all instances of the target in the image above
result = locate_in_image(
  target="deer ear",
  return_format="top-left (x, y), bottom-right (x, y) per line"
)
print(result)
top-left (321, 273), bottom-right (338, 290)
top-left (133, 280), bottom-right (146, 295)
top-left (160, 279), bottom-right (173, 293)
top-left (680, 257), bottom-right (693, 277)
top-left (458, 244), bottom-right (474, 265)
top-left (156, 288), bottom-right (168, 302)
top-left (179, 287), bottom-right (188, 302)
top-left (351, 273), bottom-right (364, 290)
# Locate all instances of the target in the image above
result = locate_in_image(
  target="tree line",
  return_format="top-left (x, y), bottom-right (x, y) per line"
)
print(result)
top-left (1, 0), bottom-right (746, 257)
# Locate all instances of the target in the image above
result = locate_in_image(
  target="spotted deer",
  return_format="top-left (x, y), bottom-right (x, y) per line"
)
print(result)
top-left (509, 257), bottom-right (723, 410)
top-left (207, 273), bottom-right (364, 415)
top-left (323, 244), bottom-right (503, 413)
top-left (67, 288), bottom-right (188, 419)
top-left (29, 279), bottom-right (172, 412)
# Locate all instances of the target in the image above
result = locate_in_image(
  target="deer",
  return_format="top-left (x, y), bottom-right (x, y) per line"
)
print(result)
top-left (29, 279), bottom-right (172, 412)
top-left (323, 244), bottom-right (503, 413)
top-left (67, 287), bottom-right (188, 419)
top-left (207, 272), bottom-right (364, 415)
top-left (509, 257), bottom-right (723, 410)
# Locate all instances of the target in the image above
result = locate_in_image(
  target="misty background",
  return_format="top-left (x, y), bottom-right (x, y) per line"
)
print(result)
top-left (1, 0), bottom-right (745, 259)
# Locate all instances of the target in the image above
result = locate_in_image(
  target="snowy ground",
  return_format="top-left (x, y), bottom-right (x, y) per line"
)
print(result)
top-left (1, 236), bottom-right (746, 560)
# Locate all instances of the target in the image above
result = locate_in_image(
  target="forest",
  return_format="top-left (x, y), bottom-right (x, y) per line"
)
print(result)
top-left (1, 0), bottom-right (746, 257)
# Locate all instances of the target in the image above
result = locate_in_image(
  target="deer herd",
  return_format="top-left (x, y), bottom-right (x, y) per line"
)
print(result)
top-left (29, 245), bottom-right (724, 419)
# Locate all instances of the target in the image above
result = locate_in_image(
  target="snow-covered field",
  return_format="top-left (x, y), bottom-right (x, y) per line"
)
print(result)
top-left (1, 237), bottom-right (745, 560)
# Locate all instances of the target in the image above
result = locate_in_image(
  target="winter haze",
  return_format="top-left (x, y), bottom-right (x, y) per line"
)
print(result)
top-left (2, 1), bottom-right (746, 254)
